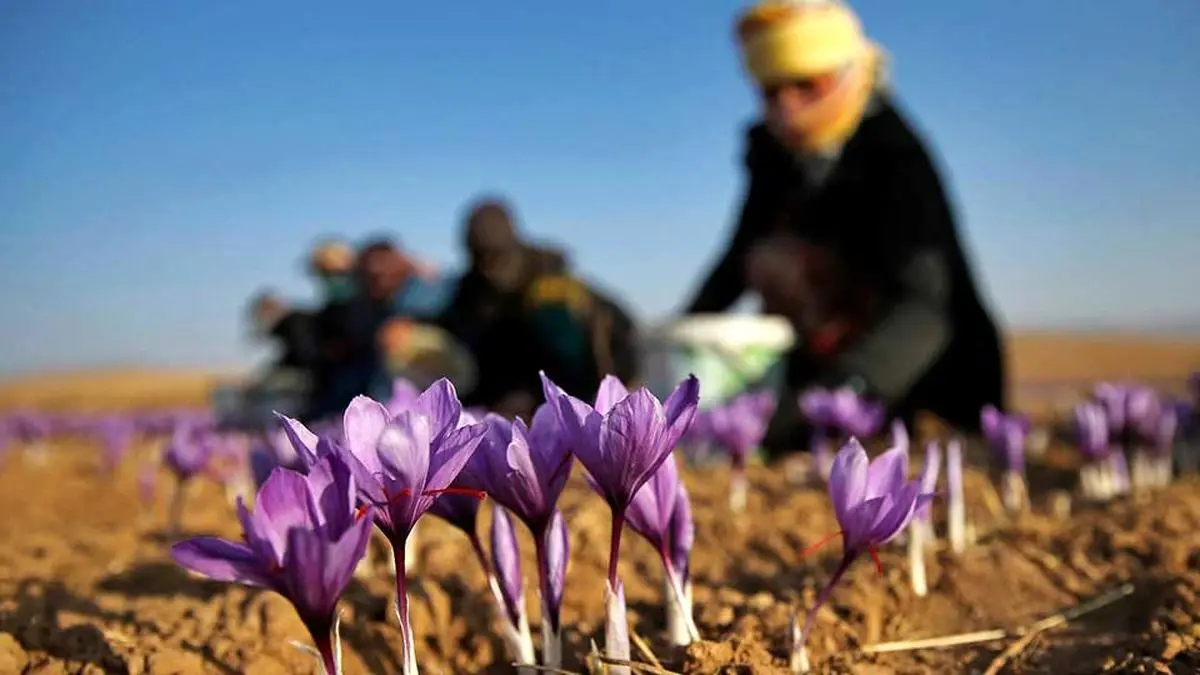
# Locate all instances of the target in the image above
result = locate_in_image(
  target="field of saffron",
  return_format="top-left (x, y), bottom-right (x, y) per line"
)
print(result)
top-left (1, 334), bottom-right (1199, 675)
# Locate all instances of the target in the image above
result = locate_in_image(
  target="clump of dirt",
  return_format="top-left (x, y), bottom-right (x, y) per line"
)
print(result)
top-left (1, 437), bottom-right (1198, 673)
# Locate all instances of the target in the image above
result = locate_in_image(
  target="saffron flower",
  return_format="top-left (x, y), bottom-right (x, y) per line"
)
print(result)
top-left (162, 422), bottom-right (220, 536)
top-left (489, 506), bottom-right (537, 667)
top-left (460, 398), bottom-right (575, 666)
top-left (791, 438), bottom-right (935, 673)
top-left (550, 372), bottom-right (700, 673)
top-left (799, 387), bottom-right (885, 482)
top-left (1074, 401), bottom-right (1116, 500)
top-left (170, 453), bottom-right (372, 675)
top-left (980, 405), bottom-right (1030, 513)
top-left (95, 417), bottom-right (136, 474)
top-left (335, 380), bottom-right (488, 675)
top-left (624, 453), bottom-right (699, 645)
top-left (705, 390), bottom-right (775, 512)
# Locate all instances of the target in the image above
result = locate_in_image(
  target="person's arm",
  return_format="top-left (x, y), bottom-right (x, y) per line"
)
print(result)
top-left (393, 274), bottom-right (459, 322)
top-left (813, 148), bottom-right (956, 403)
top-left (683, 128), bottom-right (781, 314)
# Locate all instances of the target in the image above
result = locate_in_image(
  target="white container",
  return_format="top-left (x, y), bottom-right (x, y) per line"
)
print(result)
top-left (641, 313), bottom-right (794, 407)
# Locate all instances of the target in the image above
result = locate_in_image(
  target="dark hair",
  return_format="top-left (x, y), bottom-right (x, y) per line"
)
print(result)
top-left (359, 236), bottom-right (399, 257)
top-left (464, 196), bottom-right (519, 249)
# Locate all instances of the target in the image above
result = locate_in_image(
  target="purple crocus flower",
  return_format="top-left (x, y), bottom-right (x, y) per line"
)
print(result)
top-left (792, 438), bottom-right (935, 671)
top-left (163, 423), bottom-right (218, 480)
top-left (1093, 382), bottom-right (1164, 445)
top-left (161, 422), bottom-right (221, 534)
top-left (96, 418), bottom-right (136, 474)
top-left (171, 453), bottom-right (372, 675)
top-left (624, 453), bottom-right (686, 576)
top-left (707, 390), bottom-right (776, 461)
top-left (799, 387), bottom-right (885, 482)
top-left (1125, 386), bottom-right (1165, 444)
top-left (549, 372), bottom-right (700, 671)
top-left (624, 453), bottom-right (700, 643)
top-left (489, 506), bottom-right (536, 665)
top-left (334, 380), bottom-right (488, 674)
top-left (457, 399), bottom-right (575, 666)
top-left (1074, 402), bottom-right (1110, 462)
top-left (550, 373), bottom-right (699, 582)
top-left (490, 506), bottom-right (525, 629)
top-left (543, 509), bottom-right (569, 656)
top-left (1155, 404), bottom-right (1179, 454)
top-left (706, 390), bottom-right (775, 511)
top-left (980, 405), bottom-right (1030, 473)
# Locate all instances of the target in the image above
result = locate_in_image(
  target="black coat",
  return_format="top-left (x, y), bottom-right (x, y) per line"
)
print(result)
top-left (686, 95), bottom-right (1005, 441)
top-left (268, 311), bottom-right (319, 371)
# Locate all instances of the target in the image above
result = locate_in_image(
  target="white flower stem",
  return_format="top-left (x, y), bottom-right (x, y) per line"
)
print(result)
top-left (604, 580), bottom-right (631, 675)
top-left (1001, 469), bottom-right (1027, 514)
top-left (908, 521), bottom-right (928, 597)
top-left (663, 570), bottom-right (698, 646)
top-left (485, 575), bottom-right (536, 667)
top-left (946, 440), bottom-right (966, 555)
top-left (540, 612), bottom-right (562, 669)
top-left (789, 612), bottom-right (810, 673)
top-left (729, 465), bottom-right (748, 514)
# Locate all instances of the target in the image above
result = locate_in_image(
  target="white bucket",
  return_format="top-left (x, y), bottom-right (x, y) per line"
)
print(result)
top-left (642, 314), bottom-right (795, 407)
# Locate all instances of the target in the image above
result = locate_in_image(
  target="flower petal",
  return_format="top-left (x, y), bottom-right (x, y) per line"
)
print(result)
top-left (490, 506), bottom-right (524, 626)
top-left (171, 537), bottom-right (273, 588)
top-left (828, 439), bottom-right (868, 527)
top-left (342, 396), bottom-right (391, 476)
top-left (594, 376), bottom-right (630, 415)
top-left (415, 378), bottom-right (464, 441)
top-left (377, 413), bottom-right (433, 495)
top-left (864, 445), bottom-right (909, 500)
top-left (275, 413), bottom-right (319, 467)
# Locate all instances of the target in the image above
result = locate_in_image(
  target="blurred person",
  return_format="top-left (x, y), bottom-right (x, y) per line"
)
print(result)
top-left (348, 237), bottom-right (462, 400)
top-left (438, 196), bottom-right (640, 419)
top-left (247, 290), bottom-right (318, 373)
top-left (683, 0), bottom-right (1005, 459)
top-left (308, 237), bottom-right (358, 303)
top-left (306, 238), bottom-right (363, 421)
top-left (238, 290), bottom-right (318, 428)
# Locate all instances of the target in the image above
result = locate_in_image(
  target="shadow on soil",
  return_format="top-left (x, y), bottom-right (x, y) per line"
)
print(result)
top-left (0, 578), bottom-right (239, 674)
top-left (962, 575), bottom-right (1173, 675)
top-left (98, 561), bottom-right (228, 601)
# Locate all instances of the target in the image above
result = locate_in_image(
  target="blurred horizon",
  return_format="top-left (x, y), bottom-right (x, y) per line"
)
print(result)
top-left (3, 1), bottom-right (1199, 374)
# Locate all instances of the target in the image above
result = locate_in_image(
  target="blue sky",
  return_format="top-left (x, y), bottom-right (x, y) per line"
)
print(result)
top-left (2, 0), bottom-right (1198, 373)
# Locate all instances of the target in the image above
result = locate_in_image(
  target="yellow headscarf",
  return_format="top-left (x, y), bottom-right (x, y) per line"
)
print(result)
top-left (736, 0), bottom-right (884, 153)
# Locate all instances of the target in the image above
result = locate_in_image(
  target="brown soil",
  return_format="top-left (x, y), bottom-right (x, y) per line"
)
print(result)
top-left (1, 437), bottom-right (1198, 674)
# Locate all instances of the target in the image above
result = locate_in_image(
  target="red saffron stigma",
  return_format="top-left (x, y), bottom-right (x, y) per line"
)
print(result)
top-left (868, 546), bottom-right (883, 577)
top-left (353, 486), bottom-right (487, 520)
top-left (802, 530), bottom-right (844, 557)
top-left (424, 486), bottom-right (488, 501)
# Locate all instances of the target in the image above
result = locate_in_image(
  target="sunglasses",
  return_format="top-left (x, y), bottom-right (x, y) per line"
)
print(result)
top-left (761, 66), bottom-right (850, 103)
